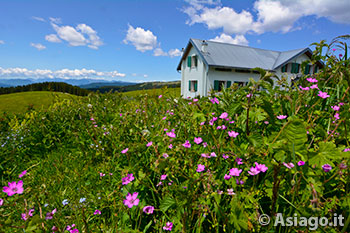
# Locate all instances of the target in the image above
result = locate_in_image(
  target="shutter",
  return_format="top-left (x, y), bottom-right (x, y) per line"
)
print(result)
top-left (214, 80), bottom-right (219, 91)
top-left (291, 63), bottom-right (298, 73)
top-left (194, 56), bottom-right (198, 67)
top-left (297, 64), bottom-right (300, 73)
top-left (227, 81), bottom-right (232, 88)
top-left (188, 81), bottom-right (191, 91)
top-left (304, 64), bottom-right (310, 74)
top-left (194, 81), bottom-right (198, 92)
top-left (187, 57), bottom-right (191, 67)
top-left (314, 66), bottom-right (318, 73)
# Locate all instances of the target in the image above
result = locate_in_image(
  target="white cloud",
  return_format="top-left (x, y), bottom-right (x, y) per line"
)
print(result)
top-left (32, 16), bottom-right (45, 22)
top-left (168, 48), bottom-right (182, 57)
top-left (0, 40), bottom-right (4, 44)
top-left (50, 22), bottom-right (103, 49)
top-left (153, 48), bottom-right (168, 56)
top-left (123, 25), bottom-right (157, 52)
top-left (143, 74), bottom-right (148, 78)
top-left (49, 17), bottom-right (62, 24)
top-left (45, 34), bottom-right (62, 43)
top-left (183, 0), bottom-right (350, 35)
top-left (210, 34), bottom-right (249, 46)
top-left (0, 67), bottom-right (126, 79)
top-left (30, 43), bottom-right (46, 50)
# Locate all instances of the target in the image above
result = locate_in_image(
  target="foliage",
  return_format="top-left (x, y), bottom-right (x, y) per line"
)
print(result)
top-left (0, 37), bottom-right (349, 232)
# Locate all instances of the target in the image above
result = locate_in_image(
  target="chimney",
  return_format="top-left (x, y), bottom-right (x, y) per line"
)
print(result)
top-left (201, 40), bottom-right (208, 53)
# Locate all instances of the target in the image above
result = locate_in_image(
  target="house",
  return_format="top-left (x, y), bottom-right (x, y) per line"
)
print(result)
top-left (177, 39), bottom-right (323, 98)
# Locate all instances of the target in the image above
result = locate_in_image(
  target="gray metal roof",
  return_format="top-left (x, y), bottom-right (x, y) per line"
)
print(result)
top-left (177, 38), bottom-right (312, 71)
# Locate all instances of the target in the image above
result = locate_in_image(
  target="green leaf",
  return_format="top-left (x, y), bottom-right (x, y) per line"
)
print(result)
top-left (309, 141), bottom-right (340, 167)
top-left (160, 195), bottom-right (176, 212)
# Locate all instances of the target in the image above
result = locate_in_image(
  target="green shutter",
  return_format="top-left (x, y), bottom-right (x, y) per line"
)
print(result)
top-left (214, 80), bottom-right (219, 91)
top-left (194, 81), bottom-right (198, 92)
top-left (227, 81), bottom-right (232, 88)
top-left (187, 57), bottom-right (191, 67)
top-left (304, 64), bottom-right (310, 74)
top-left (188, 81), bottom-right (191, 91)
top-left (297, 64), bottom-right (300, 73)
top-left (291, 63), bottom-right (299, 73)
top-left (282, 64), bottom-right (288, 72)
top-left (314, 66), bottom-right (318, 73)
top-left (194, 56), bottom-right (198, 67)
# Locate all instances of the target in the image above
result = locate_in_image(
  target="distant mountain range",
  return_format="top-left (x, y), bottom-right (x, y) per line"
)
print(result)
top-left (0, 78), bottom-right (136, 88)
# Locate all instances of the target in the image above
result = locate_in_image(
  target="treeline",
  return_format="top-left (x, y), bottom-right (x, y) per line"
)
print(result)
top-left (0, 82), bottom-right (91, 96)
top-left (88, 81), bottom-right (181, 93)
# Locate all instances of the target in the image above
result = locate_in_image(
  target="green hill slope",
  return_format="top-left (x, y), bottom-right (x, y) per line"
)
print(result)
top-left (0, 91), bottom-right (77, 115)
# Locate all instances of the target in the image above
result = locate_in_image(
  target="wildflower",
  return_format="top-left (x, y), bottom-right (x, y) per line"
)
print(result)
top-left (52, 226), bottom-right (58, 232)
top-left (310, 84), bottom-right (318, 89)
top-left (0, 198), bottom-right (3, 206)
top-left (222, 154), bottom-right (229, 159)
top-left (163, 222), bottom-right (173, 231)
top-left (201, 153), bottom-right (210, 158)
top-left (236, 179), bottom-right (244, 185)
top-left (318, 91), bottom-right (330, 99)
top-left (194, 137), bottom-right (203, 144)
top-left (79, 198), bottom-right (86, 203)
top-left (62, 199), bottom-right (69, 206)
top-left (100, 173), bottom-right (105, 177)
top-left (246, 93), bottom-right (252, 98)
top-left (123, 192), bottom-right (140, 208)
top-left (264, 121), bottom-right (269, 124)
top-left (3, 180), bottom-right (24, 196)
top-left (248, 167), bottom-right (260, 176)
top-left (21, 213), bottom-right (29, 221)
top-left (229, 120), bottom-right (235, 124)
top-left (334, 113), bottom-right (340, 121)
top-left (339, 163), bottom-right (347, 170)
top-left (344, 148), bottom-right (350, 152)
top-left (210, 97), bottom-right (219, 104)
top-left (202, 142), bottom-right (208, 147)
top-left (224, 174), bottom-right (231, 180)
top-left (217, 190), bottom-right (223, 195)
top-left (168, 144), bottom-right (173, 149)
top-left (121, 148), bottom-right (129, 154)
top-left (146, 141), bottom-right (153, 147)
top-left (196, 164), bottom-right (205, 172)
top-left (255, 162), bottom-right (268, 172)
top-left (94, 209), bottom-right (101, 215)
top-left (168, 181), bottom-right (173, 186)
top-left (299, 86), bottom-right (310, 91)
top-left (283, 162), bottom-right (294, 169)
top-left (219, 112), bottom-right (228, 119)
top-left (297, 161), bottom-right (305, 166)
top-left (229, 168), bottom-right (242, 176)
top-left (217, 126), bottom-right (222, 130)
top-left (331, 105), bottom-right (340, 111)
top-left (227, 189), bottom-right (235, 195)
top-left (236, 158), bottom-right (243, 165)
top-left (166, 132), bottom-right (176, 138)
top-left (156, 182), bottom-right (163, 187)
top-left (182, 140), bottom-right (191, 148)
top-left (322, 164), bottom-right (332, 172)
top-left (143, 206), bottom-right (154, 214)
top-left (160, 174), bottom-right (167, 180)
top-left (306, 78), bottom-right (318, 83)
top-left (228, 131), bottom-right (239, 138)
top-left (45, 208), bottom-right (57, 220)
top-left (158, 95), bottom-right (162, 98)
top-left (122, 173), bottom-right (134, 185)
top-left (163, 153), bottom-right (169, 158)
top-left (67, 224), bottom-right (79, 233)
top-left (19, 170), bottom-right (27, 178)
top-left (277, 115), bottom-right (287, 120)
top-left (200, 121), bottom-right (205, 125)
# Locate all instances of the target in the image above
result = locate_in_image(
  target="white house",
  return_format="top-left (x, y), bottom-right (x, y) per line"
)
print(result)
top-left (177, 39), bottom-right (323, 98)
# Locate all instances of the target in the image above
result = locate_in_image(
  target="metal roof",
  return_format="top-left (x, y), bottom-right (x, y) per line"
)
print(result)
top-left (177, 38), bottom-right (312, 71)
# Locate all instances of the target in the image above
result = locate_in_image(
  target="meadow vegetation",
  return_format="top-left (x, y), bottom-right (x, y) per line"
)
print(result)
top-left (0, 37), bottom-right (349, 232)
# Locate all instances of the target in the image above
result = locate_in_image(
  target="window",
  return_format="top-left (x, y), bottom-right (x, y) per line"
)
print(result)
top-left (215, 68), bottom-right (231, 72)
top-left (313, 65), bottom-right (318, 74)
top-left (234, 81), bottom-right (247, 87)
top-left (235, 69), bottom-right (251, 73)
top-left (291, 63), bottom-right (300, 74)
top-left (187, 55), bottom-right (198, 68)
top-left (214, 80), bottom-right (231, 92)
top-left (188, 80), bottom-right (198, 92)
top-left (281, 64), bottom-right (288, 72)
top-left (304, 64), bottom-right (311, 75)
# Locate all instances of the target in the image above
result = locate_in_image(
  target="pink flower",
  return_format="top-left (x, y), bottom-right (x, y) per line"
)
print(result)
top-left (331, 105), bottom-right (340, 111)
top-left (248, 167), bottom-right (260, 176)
top-left (45, 208), bottom-right (57, 220)
top-left (123, 192), bottom-right (140, 208)
top-left (158, 95), bottom-right (162, 98)
top-left (310, 84), bottom-right (318, 89)
top-left (194, 137), bottom-right (203, 144)
top-left (168, 144), bottom-right (173, 149)
top-left (19, 170), bottom-right (27, 178)
top-left (236, 179), bottom-right (244, 185)
top-left (200, 121), bottom-right (205, 125)
top-left (322, 164), bottom-right (332, 172)
top-left (306, 78), bottom-right (318, 83)
top-left (299, 86), bottom-right (310, 91)
top-left (202, 142), bottom-right (208, 147)
top-left (122, 173), bottom-right (134, 185)
top-left (344, 148), bottom-right (350, 152)
top-left (3, 180), bottom-right (24, 196)
top-left (264, 121), bottom-right (269, 124)
top-left (0, 198), bottom-right (3, 206)
top-left (201, 153), bottom-right (210, 158)
top-left (224, 174), bottom-right (231, 180)
top-left (66, 224), bottom-right (79, 233)
top-left (228, 131), bottom-right (239, 138)
top-left (246, 93), bottom-right (252, 98)
top-left (236, 158), bottom-right (243, 165)
top-left (318, 91), bottom-right (330, 99)
top-left (334, 113), bottom-right (340, 120)
top-left (219, 112), bottom-right (228, 119)
top-left (196, 164), bottom-right (205, 172)
top-left (210, 97), bottom-right (219, 104)
top-left (193, 98), bottom-right (199, 102)
top-left (283, 162), bottom-right (295, 169)
top-left (160, 174), bottom-right (167, 180)
top-left (163, 153), bottom-right (169, 158)
top-left (182, 140), bottom-right (191, 148)
top-left (227, 189), bottom-right (235, 195)
top-left (146, 141), bottom-right (153, 147)
top-left (166, 131), bottom-right (176, 138)
top-left (297, 161), bottom-right (305, 166)
top-left (163, 222), bottom-right (173, 231)
top-left (143, 206), bottom-right (154, 214)
top-left (94, 209), bottom-right (101, 215)
top-left (255, 162), bottom-right (268, 172)
top-left (21, 213), bottom-right (29, 221)
top-left (277, 115), bottom-right (287, 120)
top-left (222, 154), bottom-right (229, 159)
top-left (229, 168), bottom-right (242, 176)
top-left (210, 152), bottom-right (217, 157)
top-left (121, 148), bottom-right (129, 154)
top-left (100, 173), bottom-right (105, 177)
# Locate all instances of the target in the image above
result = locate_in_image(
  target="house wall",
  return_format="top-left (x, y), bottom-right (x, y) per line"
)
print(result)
top-left (181, 46), bottom-right (206, 98)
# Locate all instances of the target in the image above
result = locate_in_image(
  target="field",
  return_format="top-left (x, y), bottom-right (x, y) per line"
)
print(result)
top-left (0, 40), bottom-right (349, 232)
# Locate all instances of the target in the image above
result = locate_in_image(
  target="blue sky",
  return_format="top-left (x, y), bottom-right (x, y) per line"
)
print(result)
top-left (0, 0), bottom-right (349, 82)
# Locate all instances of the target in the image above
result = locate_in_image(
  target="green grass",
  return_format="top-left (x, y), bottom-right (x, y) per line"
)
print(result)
top-left (0, 91), bottom-right (76, 115)
top-left (122, 87), bottom-right (180, 98)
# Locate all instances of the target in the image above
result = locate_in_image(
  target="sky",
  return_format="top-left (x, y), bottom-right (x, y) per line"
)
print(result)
top-left (0, 0), bottom-right (349, 83)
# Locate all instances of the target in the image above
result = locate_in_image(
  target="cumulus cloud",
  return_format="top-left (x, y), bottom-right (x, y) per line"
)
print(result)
top-left (123, 25), bottom-right (157, 52)
top-left (0, 67), bottom-right (126, 79)
top-left (49, 21), bottom-right (103, 49)
top-left (30, 43), bottom-right (46, 50)
top-left (32, 16), bottom-right (45, 22)
top-left (210, 34), bottom-right (248, 46)
top-left (49, 17), bottom-right (62, 24)
top-left (168, 48), bottom-right (182, 57)
top-left (0, 40), bottom-right (4, 44)
top-left (183, 0), bottom-right (350, 35)
top-left (45, 34), bottom-right (62, 43)
top-left (153, 48), bottom-right (168, 56)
